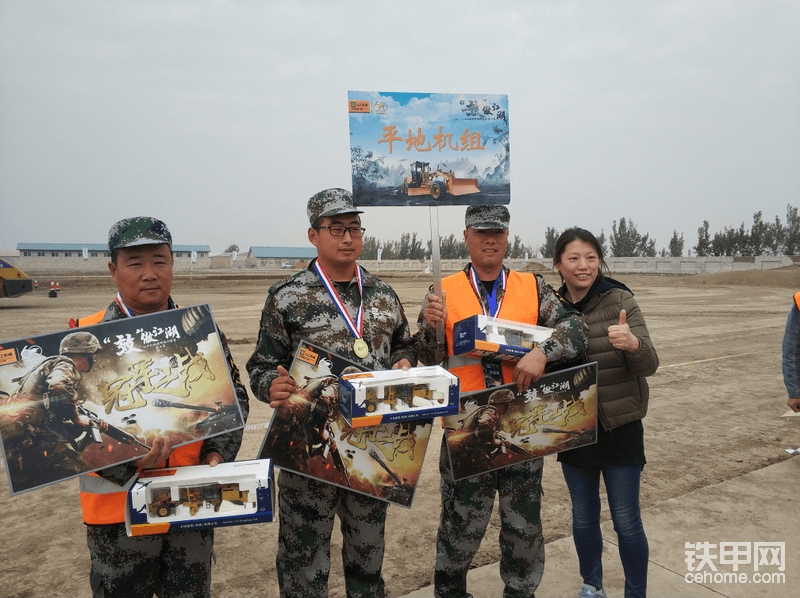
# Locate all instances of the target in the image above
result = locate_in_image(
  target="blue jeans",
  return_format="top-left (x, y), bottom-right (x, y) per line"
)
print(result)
top-left (561, 463), bottom-right (649, 598)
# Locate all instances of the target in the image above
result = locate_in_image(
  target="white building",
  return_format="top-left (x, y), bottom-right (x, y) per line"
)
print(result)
top-left (15, 242), bottom-right (211, 273)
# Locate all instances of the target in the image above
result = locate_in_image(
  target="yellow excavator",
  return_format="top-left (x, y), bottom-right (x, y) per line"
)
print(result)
top-left (401, 161), bottom-right (480, 199)
top-left (0, 258), bottom-right (33, 298)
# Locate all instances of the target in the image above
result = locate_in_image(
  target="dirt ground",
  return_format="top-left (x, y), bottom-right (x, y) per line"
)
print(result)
top-left (1, 267), bottom-right (798, 598)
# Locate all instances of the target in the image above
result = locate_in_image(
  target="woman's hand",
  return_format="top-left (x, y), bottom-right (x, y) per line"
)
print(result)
top-left (608, 309), bottom-right (640, 352)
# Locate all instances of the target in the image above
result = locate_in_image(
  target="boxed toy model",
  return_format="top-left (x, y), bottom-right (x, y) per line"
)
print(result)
top-left (126, 459), bottom-right (274, 537)
top-left (452, 315), bottom-right (553, 362)
top-left (339, 365), bottom-right (460, 427)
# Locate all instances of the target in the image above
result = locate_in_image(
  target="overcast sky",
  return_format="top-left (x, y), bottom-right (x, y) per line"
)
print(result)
top-left (1, 1), bottom-right (798, 256)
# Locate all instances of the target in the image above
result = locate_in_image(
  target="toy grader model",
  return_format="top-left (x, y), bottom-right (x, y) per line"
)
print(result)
top-left (364, 383), bottom-right (445, 413)
top-left (401, 161), bottom-right (479, 199)
top-left (149, 483), bottom-right (250, 517)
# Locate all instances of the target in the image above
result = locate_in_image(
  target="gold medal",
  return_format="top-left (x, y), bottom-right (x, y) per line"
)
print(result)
top-left (353, 338), bottom-right (369, 358)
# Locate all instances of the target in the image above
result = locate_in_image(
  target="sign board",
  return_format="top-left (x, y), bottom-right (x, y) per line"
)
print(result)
top-left (348, 91), bottom-right (510, 207)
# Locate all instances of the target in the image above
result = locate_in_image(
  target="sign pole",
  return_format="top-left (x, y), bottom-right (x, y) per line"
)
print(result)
top-left (429, 206), bottom-right (445, 344)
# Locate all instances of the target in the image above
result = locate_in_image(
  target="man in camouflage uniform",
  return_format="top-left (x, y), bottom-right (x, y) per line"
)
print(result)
top-left (74, 217), bottom-right (249, 598)
top-left (417, 205), bottom-right (587, 598)
top-left (247, 188), bottom-right (416, 598)
top-left (1, 332), bottom-right (106, 490)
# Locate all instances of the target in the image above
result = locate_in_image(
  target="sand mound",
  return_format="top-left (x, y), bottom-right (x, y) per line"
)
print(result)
top-left (673, 266), bottom-right (799, 288)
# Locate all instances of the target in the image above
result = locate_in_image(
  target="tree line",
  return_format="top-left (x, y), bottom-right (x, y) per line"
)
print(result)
top-left (360, 233), bottom-right (534, 261)
top-left (225, 205), bottom-right (799, 260)
top-left (539, 205), bottom-right (800, 258)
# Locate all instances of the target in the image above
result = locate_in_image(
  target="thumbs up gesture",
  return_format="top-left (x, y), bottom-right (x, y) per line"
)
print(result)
top-left (608, 309), bottom-right (640, 352)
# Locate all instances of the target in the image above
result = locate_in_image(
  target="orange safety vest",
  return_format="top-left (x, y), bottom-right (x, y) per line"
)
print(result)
top-left (71, 309), bottom-right (106, 328)
top-left (794, 292), bottom-right (800, 310)
top-left (443, 270), bottom-right (540, 393)
top-left (76, 307), bottom-right (203, 525)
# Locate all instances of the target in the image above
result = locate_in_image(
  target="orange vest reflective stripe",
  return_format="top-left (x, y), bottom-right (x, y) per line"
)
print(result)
top-left (794, 292), bottom-right (800, 310)
top-left (443, 270), bottom-right (540, 393)
top-left (76, 308), bottom-right (204, 525)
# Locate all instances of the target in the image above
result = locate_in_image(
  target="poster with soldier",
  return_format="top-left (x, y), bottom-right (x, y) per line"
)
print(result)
top-left (348, 91), bottom-right (510, 207)
top-left (0, 304), bottom-right (244, 495)
top-left (258, 341), bottom-right (433, 508)
top-left (444, 363), bottom-right (599, 481)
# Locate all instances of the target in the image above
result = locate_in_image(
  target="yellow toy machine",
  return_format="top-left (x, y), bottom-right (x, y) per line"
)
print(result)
top-left (340, 365), bottom-right (459, 427)
top-left (453, 315), bottom-right (553, 362)
top-left (127, 459), bottom-right (274, 536)
top-left (148, 483), bottom-right (250, 518)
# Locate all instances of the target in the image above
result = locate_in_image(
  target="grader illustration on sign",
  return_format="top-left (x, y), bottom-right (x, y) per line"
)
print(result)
top-left (0, 305), bottom-right (244, 495)
top-left (348, 91), bottom-right (510, 207)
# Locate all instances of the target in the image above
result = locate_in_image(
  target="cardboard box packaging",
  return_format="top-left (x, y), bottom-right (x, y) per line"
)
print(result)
top-left (452, 315), bottom-right (553, 362)
top-left (339, 365), bottom-right (460, 427)
top-left (0, 304), bottom-right (245, 496)
top-left (126, 459), bottom-right (274, 536)
top-left (258, 341), bottom-right (434, 508)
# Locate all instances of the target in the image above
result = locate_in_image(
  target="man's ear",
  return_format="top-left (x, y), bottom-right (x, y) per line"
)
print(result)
top-left (308, 227), bottom-right (319, 247)
top-left (108, 261), bottom-right (117, 281)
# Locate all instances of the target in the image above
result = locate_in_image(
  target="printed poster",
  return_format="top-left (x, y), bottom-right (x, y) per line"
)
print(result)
top-left (348, 91), bottom-right (510, 206)
top-left (444, 363), bottom-right (598, 480)
top-left (258, 341), bottom-right (432, 508)
top-left (0, 305), bottom-right (244, 495)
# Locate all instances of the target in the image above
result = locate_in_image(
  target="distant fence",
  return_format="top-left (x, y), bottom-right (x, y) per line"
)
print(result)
top-left (7, 255), bottom-right (799, 277)
top-left (361, 256), bottom-right (799, 275)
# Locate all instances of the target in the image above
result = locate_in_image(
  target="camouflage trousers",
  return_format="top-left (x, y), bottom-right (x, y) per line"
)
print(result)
top-left (86, 522), bottom-right (214, 598)
top-left (277, 470), bottom-right (388, 598)
top-left (435, 437), bottom-right (544, 598)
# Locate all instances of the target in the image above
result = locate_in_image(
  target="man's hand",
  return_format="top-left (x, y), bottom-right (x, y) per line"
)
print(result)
top-left (134, 436), bottom-right (173, 469)
top-left (392, 359), bottom-right (412, 371)
top-left (202, 451), bottom-right (224, 467)
top-left (423, 292), bottom-right (447, 328)
top-left (788, 398), bottom-right (800, 413)
top-left (269, 365), bottom-right (299, 409)
top-left (513, 347), bottom-right (547, 392)
top-left (608, 309), bottom-right (640, 352)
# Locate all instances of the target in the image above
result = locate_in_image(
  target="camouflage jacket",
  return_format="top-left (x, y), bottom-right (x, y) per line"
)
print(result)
top-left (416, 264), bottom-right (587, 367)
top-left (247, 260), bottom-right (416, 403)
top-left (90, 297), bottom-right (249, 487)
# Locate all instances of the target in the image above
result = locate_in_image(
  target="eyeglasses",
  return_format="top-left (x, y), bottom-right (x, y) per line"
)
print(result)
top-left (317, 225), bottom-right (366, 238)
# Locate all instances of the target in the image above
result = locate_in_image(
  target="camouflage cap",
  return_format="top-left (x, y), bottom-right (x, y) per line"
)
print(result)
top-left (465, 205), bottom-right (510, 230)
top-left (108, 217), bottom-right (172, 252)
top-left (307, 188), bottom-right (363, 226)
